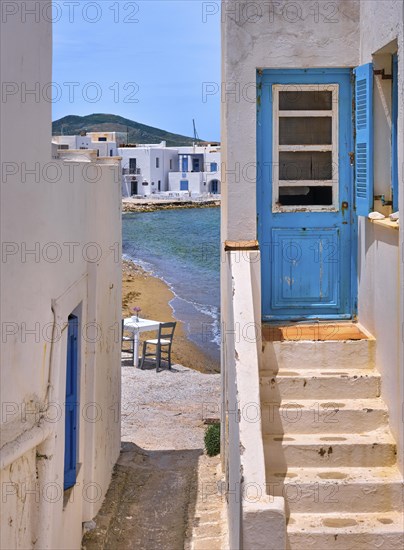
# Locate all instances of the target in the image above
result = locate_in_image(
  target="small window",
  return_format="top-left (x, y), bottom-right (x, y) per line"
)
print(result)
top-left (180, 180), bottom-right (189, 191)
top-left (98, 137), bottom-right (107, 142)
top-left (58, 144), bottom-right (69, 150)
top-left (158, 180), bottom-right (161, 191)
top-left (211, 162), bottom-right (218, 171)
top-left (129, 158), bottom-right (137, 173)
top-left (156, 157), bottom-right (159, 168)
top-left (272, 84), bottom-right (338, 211)
top-left (170, 159), bottom-right (173, 170)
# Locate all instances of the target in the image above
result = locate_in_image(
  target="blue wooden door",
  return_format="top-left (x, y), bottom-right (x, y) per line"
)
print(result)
top-left (257, 69), bottom-right (356, 321)
top-left (64, 314), bottom-right (79, 490)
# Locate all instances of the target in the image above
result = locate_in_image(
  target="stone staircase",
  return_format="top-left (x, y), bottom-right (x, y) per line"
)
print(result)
top-left (260, 333), bottom-right (404, 549)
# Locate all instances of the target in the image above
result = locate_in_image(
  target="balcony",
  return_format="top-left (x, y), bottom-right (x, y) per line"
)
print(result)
top-left (122, 167), bottom-right (141, 175)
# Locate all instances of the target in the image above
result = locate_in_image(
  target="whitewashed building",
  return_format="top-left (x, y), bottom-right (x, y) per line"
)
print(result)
top-left (1, 8), bottom-right (122, 550)
top-left (221, 1), bottom-right (403, 548)
top-left (118, 142), bottom-right (179, 197)
top-left (52, 132), bottom-right (126, 159)
top-left (168, 144), bottom-right (221, 196)
top-left (54, 135), bottom-right (222, 199)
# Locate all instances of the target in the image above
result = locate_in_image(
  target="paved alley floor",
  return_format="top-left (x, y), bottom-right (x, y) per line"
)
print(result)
top-left (82, 361), bottom-right (225, 550)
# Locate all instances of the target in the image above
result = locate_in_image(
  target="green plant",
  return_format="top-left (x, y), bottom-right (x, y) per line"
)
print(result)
top-left (204, 423), bottom-right (220, 457)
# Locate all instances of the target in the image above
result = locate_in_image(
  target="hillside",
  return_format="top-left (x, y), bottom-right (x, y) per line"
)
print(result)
top-left (52, 114), bottom-right (200, 147)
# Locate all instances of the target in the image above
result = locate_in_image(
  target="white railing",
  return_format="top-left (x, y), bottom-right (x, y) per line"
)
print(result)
top-left (223, 249), bottom-right (286, 549)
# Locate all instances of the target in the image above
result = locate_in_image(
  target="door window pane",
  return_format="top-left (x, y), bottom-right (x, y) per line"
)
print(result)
top-left (279, 90), bottom-right (333, 110)
top-left (278, 186), bottom-right (333, 206)
top-left (279, 151), bottom-right (333, 180)
top-left (279, 117), bottom-right (332, 145)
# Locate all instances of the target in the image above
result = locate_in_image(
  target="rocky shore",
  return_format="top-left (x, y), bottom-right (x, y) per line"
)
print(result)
top-left (122, 198), bottom-right (220, 213)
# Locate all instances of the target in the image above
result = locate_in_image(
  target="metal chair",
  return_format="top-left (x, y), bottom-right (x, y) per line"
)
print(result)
top-left (139, 322), bottom-right (176, 371)
top-left (121, 319), bottom-right (135, 360)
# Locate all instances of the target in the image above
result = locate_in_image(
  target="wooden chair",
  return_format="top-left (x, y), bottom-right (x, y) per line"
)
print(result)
top-left (121, 319), bottom-right (134, 360)
top-left (140, 322), bottom-right (176, 371)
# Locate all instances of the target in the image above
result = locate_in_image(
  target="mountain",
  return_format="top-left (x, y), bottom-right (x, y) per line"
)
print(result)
top-left (52, 114), bottom-right (201, 147)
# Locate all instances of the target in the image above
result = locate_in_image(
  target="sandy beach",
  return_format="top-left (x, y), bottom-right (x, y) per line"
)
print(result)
top-left (122, 259), bottom-right (220, 373)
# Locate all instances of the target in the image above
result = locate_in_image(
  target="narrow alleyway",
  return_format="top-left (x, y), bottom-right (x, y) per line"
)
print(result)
top-left (82, 361), bottom-right (224, 550)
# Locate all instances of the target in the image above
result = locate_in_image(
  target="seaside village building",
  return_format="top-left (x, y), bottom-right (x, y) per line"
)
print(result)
top-left (1, 8), bottom-right (122, 550)
top-left (53, 135), bottom-right (221, 198)
top-left (118, 142), bottom-right (179, 197)
top-left (221, 1), bottom-right (404, 549)
top-left (167, 144), bottom-right (221, 196)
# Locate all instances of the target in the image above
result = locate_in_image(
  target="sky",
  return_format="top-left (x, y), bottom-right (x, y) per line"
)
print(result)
top-left (53, 1), bottom-right (221, 141)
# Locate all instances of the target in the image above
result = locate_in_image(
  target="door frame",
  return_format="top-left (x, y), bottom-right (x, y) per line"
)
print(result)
top-left (257, 68), bottom-right (358, 322)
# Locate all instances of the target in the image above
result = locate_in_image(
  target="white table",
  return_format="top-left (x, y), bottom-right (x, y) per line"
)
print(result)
top-left (123, 317), bottom-right (161, 367)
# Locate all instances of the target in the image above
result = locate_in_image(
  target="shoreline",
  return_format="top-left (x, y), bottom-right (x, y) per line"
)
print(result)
top-left (122, 259), bottom-right (220, 374)
top-left (122, 199), bottom-right (220, 213)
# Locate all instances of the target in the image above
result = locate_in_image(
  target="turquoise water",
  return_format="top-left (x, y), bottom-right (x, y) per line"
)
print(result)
top-left (122, 208), bottom-right (220, 360)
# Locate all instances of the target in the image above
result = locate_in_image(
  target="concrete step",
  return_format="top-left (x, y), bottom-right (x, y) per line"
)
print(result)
top-left (286, 512), bottom-right (404, 550)
top-left (266, 466), bottom-right (403, 514)
top-left (261, 398), bottom-right (389, 435)
top-left (262, 339), bottom-right (375, 371)
top-left (260, 369), bottom-right (381, 400)
top-left (263, 430), bottom-right (397, 469)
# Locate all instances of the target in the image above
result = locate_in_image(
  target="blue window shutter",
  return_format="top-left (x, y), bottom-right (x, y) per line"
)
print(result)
top-left (64, 315), bottom-right (78, 491)
top-left (392, 54), bottom-right (398, 212)
top-left (354, 63), bottom-right (373, 216)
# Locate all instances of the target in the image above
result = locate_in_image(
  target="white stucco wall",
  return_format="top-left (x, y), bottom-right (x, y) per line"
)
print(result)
top-left (221, 0), bottom-right (404, 545)
top-left (0, 5), bottom-right (122, 548)
top-left (169, 171), bottom-right (205, 194)
top-left (356, 0), bottom-right (404, 473)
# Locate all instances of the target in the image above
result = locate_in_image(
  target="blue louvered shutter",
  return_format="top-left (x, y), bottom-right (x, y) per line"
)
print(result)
top-left (392, 54), bottom-right (398, 212)
top-left (64, 315), bottom-right (79, 490)
top-left (354, 63), bottom-right (374, 216)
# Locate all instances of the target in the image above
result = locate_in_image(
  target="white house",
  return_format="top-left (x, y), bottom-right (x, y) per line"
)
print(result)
top-left (221, 1), bottom-right (403, 548)
top-left (52, 131), bottom-right (126, 159)
top-left (118, 142), bottom-right (221, 198)
top-left (118, 142), bottom-right (179, 197)
top-left (168, 144), bottom-right (221, 195)
top-left (1, 8), bottom-right (122, 550)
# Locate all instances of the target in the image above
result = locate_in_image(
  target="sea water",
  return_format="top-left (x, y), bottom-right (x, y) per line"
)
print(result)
top-left (122, 208), bottom-right (220, 361)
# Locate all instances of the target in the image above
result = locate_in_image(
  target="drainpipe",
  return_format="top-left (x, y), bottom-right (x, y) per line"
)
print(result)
top-left (35, 298), bottom-right (63, 549)
top-left (0, 422), bottom-right (54, 471)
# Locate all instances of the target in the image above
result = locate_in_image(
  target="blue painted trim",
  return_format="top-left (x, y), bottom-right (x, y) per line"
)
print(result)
top-left (353, 63), bottom-right (374, 216)
top-left (257, 68), bottom-right (357, 321)
top-left (392, 54), bottom-right (398, 212)
top-left (263, 314), bottom-right (353, 322)
top-left (64, 314), bottom-right (79, 491)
